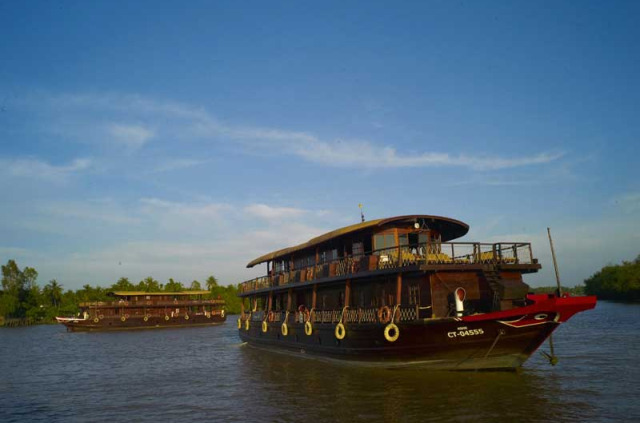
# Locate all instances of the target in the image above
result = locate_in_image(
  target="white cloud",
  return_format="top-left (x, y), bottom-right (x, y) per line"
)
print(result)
top-left (1, 157), bottom-right (91, 181)
top-left (244, 203), bottom-right (308, 220)
top-left (25, 91), bottom-right (564, 171)
top-left (150, 158), bottom-right (206, 173)
top-left (138, 198), bottom-right (232, 220)
top-left (43, 199), bottom-right (140, 225)
top-left (108, 123), bottom-right (154, 150)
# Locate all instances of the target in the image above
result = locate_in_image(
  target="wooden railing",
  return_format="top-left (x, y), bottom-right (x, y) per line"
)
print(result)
top-left (78, 299), bottom-right (225, 307)
top-left (239, 241), bottom-right (535, 294)
top-left (244, 306), bottom-right (421, 324)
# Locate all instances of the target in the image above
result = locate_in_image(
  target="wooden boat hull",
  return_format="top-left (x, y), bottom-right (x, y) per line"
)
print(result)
top-left (58, 314), bottom-right (226, 332)
top-left (238, 294), bottom-right (596, 370)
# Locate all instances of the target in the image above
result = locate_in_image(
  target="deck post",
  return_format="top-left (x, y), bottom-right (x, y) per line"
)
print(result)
top-left (396, 273), bottom-right (402, 306)
top-left (345, 279), bottom-right (351, 307)
top-left (287, 288), bottom-right (293, 311)
top-left (312, 284), bottom-right (317, 309)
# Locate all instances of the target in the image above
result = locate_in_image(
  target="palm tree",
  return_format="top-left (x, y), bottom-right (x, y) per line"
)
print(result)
top-left (45, 279), bottom-right (63, 308)
top-left (206, 275), bottom-right (218, 291)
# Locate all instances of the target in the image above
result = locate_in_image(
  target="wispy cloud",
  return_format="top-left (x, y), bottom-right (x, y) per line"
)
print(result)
top-left (43, 199), bottom-right (140, 225)
top-left (138, 198), bottom-right (232, 219)
top-left (23, 91), bottom-right (564, 171)
top-left (1, 157), bottom-right (91, 181)
top-left (244, 203), bottom-right (308, 220)
top-left (108, 123), bottom-right (154, 150)
top-left (150, 158), bottom-right (207, 173)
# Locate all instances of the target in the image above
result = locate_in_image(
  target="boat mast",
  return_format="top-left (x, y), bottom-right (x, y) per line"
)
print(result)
top-left (547, 227), bottom-right (563, 296)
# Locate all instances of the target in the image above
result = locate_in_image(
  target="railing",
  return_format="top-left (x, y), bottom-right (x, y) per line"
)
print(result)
top-left (79, 299), bottom-right (225, 307)
top-left (245, 306), bottom-right (419, 324)
top-left (239, 241), bottom-right (535, 294)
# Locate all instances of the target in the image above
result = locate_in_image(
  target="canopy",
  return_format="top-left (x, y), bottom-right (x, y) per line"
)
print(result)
top-left (108, 290), bottom-right (211, 297)
top-left (246, 214), bottom-right (469, 268)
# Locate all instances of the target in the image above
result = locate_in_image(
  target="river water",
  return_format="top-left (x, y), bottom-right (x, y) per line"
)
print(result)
top-left (1, 301), bottom-right (638, 422)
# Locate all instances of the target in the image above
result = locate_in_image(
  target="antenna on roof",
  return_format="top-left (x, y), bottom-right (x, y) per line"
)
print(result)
top-left (358, 204), bottom-right (365, 222)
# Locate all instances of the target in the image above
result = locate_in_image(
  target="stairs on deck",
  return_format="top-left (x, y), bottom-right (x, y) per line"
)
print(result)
top-left (482, 266), bottom-right (502, 311)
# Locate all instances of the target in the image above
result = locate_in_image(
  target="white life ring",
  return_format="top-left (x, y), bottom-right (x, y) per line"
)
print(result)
top-left (221, 310), bottom-right (225, 318)
top-left (262, 321), bottom-right (268, 332)
top-left (281, 322), bottom-right (288, 336)
top-left (304, 321), bottom-right (313, 336)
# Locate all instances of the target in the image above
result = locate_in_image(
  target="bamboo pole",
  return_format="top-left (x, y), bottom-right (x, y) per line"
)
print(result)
top-left (547, 228), bottom-right (563, 296)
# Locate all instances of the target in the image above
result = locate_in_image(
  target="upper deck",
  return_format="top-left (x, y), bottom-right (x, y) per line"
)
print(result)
top-left (79, 290), bottom-right (225, 308)
top-left (238, 215), bottom-right (540, 297)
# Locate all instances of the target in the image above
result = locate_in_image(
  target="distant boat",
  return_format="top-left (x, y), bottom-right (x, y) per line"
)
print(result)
top-left (236, 215), bottom-right (596, 370)
top-left (56, 290), bottom-right (226, 332)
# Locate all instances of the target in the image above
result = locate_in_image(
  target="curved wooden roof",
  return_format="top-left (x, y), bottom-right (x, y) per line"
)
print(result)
top-left (109, 290), bottom-right (210, 296)
top-left (246, 214), bottom-right (469, 268)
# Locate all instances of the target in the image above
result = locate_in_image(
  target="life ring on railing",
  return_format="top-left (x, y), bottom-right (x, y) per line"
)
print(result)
top-left (165, 315), bottom-right (170, 321)
top-left (378, 306), bottom-right (391, 324)
top-left (99, 314), bottom-right (104, 319)
top-left (268, 311), bottom-right (275, 322)
top-left (205, 312), bottom-right (211, 318)
top-left (185, 314), bottom-right (190, 320)
top-left (143, 316), bottom-right (149, 322)
top-left (335, 322), bottom-right (346, 340)
top-left (281, 322), bottom-right (288, 336)
top-left (262, 320), bottom-right (268, 332)
top-left (237, 318), bottom-right (242, 329)
top-left (384, 323), bottom-right (400, 342)
top-left (120, 316), bottom-right (126, 322)
top-left (245, 318), bottom-right (250, 331)
top-left (305, 321), bottom-right (313, 336)
top-left (93, 317), bottom-right (99, 323)
top-left (221, 310), bottom-right (225, 318)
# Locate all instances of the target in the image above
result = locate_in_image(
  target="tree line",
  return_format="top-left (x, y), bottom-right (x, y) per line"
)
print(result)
top-left (583, 255), bottom-right (640, 302)
top-left (0, 259), bottom-right (242, 324)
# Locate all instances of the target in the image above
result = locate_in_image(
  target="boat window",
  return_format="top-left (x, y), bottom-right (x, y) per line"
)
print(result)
top-left (352, 242), bottom-right (364, 257)
top-left (374, 233), bottom-right (397, 251)
top-left (398, 234), bottom-right (408, 246)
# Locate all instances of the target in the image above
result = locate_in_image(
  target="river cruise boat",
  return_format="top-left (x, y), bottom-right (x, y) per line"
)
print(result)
top-left (56, 290), bottom-right (226, 332)
top-left (237, 215), bottom-right (596, 370)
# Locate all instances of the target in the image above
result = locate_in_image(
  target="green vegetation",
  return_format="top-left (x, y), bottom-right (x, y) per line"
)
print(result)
top-left (0, 259), bottom-right (242, 325)
top-left (583, 255), bottom-right (640, 302)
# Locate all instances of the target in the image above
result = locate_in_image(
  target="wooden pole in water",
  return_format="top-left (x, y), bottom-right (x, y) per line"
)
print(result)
top-left (547, 227), bottom-right (563, 297)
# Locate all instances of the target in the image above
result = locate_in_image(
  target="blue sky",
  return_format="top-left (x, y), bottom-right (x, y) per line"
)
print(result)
top-left (1, 0), bottom-right (638, 290)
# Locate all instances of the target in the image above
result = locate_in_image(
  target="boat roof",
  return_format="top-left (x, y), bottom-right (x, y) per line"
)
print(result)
top-left (246, 214), bottom-right (469, 268)
top-left (108, 290), bottom-right (211, 297)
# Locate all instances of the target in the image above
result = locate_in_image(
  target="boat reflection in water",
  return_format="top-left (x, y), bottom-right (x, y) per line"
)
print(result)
top-left (237, 215), bottom-right (596, 370)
